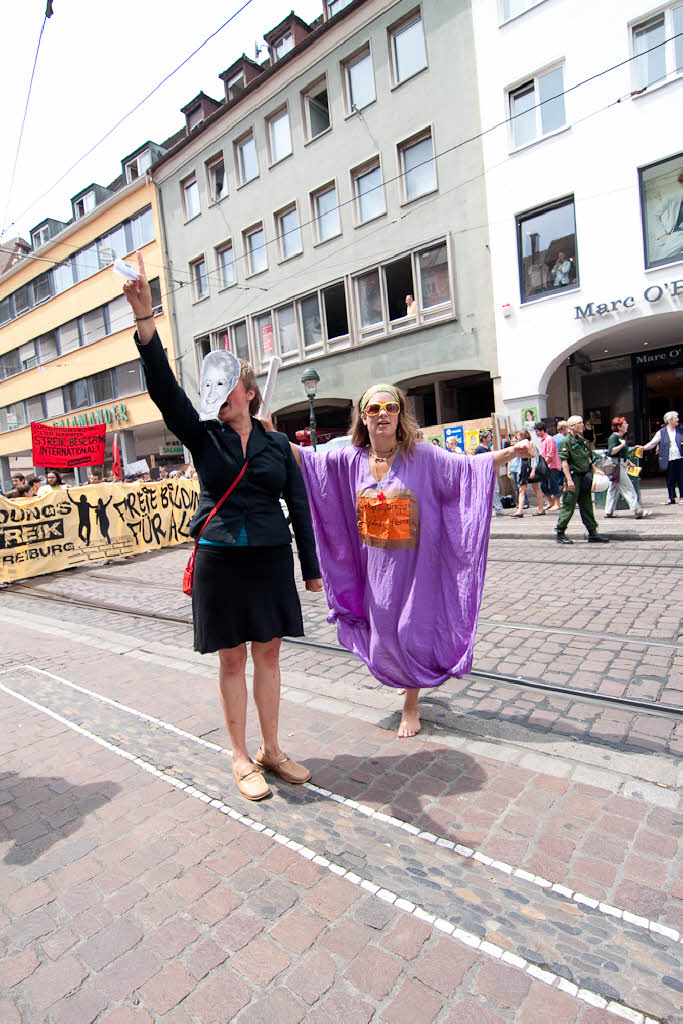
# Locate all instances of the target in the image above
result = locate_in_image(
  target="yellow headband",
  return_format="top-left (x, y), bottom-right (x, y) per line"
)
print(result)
top-left (360, 383), bottom-right (400, 412)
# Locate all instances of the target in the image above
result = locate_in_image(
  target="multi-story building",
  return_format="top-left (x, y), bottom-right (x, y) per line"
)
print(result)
top-left (471, 0), bottom-right (683, 447)
top-left (0, 144), bottom-right (181, 490)
top-left (150, 0), bottom-right (499, 438)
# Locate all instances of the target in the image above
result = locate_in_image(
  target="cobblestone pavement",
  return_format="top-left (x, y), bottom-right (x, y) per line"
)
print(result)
top-left (0, 499), bottom-right (681, 1022)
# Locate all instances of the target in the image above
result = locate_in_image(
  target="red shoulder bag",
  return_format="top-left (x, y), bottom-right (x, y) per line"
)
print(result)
top-left (183, 462), bottom-right (249, 596)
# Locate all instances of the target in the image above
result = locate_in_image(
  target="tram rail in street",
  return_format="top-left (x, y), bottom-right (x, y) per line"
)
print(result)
top-left (10, 580), bottom-right (682, 723)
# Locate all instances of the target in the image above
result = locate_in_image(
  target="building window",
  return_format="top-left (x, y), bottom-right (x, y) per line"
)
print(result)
top-left (44, 388), bottom-right (65, 417)
top-left (344, 49), bottom-right (375, 112)
top-left (322, 283), bottom-right (349, 343)
top-left (312, 183), bottom-right (341, 242)
top-left (399, 130), bottom-right (436, 201)
top-left (92, 369), bottom-right (115, 405)
top-left (303, 78), bottom-right (331, 140)
top-left (131, 207), bottom-right (155, 249)
top-left (216, 243), bottom-right (236, 287)
top-left (353, 160), bottom-right (385, 223)
top-left (328, 0), bottom-right (353, 14)
top-left (639, 152), bottom-right (683, 269)
top-left (182, 176), bottom-right (200, 220)
top-left (82, 308), bottom-right (107, 345)
top-left (273, 33), bottom-right (293, 60)
top-left (356, 269), bottom-right (383, 331)
top-left (299, 293), bottom-right (324, 349)
top-left (107, 293), bottom-right (135, 333)
top-left (633, 5), bottom-right (683, 90)
top-left (390, 12), bottom-right (427, 85)
top-left (275, 303), bottom-right (299, 356)
top-left (216, 321), bottom-right (250, 361)
top-left (33, 272), bottom-right (51, 304)
top-left (64, 379), bottom-right (91, 412)
top-left (19, 341), bottom-right (38, 371)
top-left (37, 332), bottom-right (59, 363)
top-left (32, 225), bottom-right (51, 248)
top-left (13, 285), bottom-right (31, 316)
top-left (115, 360), bottom-right (144, 398)
top-left (0, 297), bottom-right (12, 326)
top-left (26, 395), bottom-right (45, 421)
top-left (256, 312), bottom-right (274, 360)
top-left (58, 319), bottom-right (81, 354)
top-left (417, 242), bottom-right (450, 310)
top-left (517, 197), bottom-right (578, 303)
top-left (502, 0), bottom-right (545, 20)
top-left (191, 257), bottom-right (209, 301)
top-left (276, 205), bottom-right (302, 260)
top-left (236, 132), bottom-right (259, 184)
top-left (509, 65), bottom-right (565, 148)
top-left (125, 150), bottom-right (152, 183)
top-left (74, 191), bottom-right (96, 219)
top-left (267, 108), bottom-right (293, 164)
top-left (227, 72), bottom-right (244, 101)
top-left (245, 226), bottom-right (267, 275)
top-left (206, 155), bottom-right (227, 203)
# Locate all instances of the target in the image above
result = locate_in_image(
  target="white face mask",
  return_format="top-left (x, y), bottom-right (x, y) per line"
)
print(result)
top-left (199, 350), bottom-right (241, 421)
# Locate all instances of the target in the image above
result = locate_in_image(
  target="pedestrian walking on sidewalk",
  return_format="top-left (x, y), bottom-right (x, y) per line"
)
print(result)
top-left (604, 416), bottom-right (651, 520)
top-left (275, 385), bottom-right (533, 739)
top-left (640, 410), bottom-right (682, 504)
top-left (535, 421), bottom-right (562, 511)
top-left (510, 430), bottom-right (545, 518)
top-left (556, 415), bottom-right (609, 544)
top-left (122, 253), bottom-right (322, 802)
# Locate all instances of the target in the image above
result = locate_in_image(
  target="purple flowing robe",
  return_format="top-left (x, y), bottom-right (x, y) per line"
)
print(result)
top-left (298, 443), bottom-right (495, 689)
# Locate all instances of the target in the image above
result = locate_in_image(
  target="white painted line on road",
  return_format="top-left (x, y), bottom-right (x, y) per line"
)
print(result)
top-left (16, 663), bottom-right (681, 948)
top-left (0, 679), bottom-right (661, 1024)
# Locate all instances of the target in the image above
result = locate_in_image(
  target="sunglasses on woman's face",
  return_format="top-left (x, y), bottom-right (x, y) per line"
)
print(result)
top-left (365, 401), bottom-right (400, 416)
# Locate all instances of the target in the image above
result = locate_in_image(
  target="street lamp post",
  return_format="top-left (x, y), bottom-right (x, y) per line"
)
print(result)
top-left (300, 368), bottom-right (320, 451)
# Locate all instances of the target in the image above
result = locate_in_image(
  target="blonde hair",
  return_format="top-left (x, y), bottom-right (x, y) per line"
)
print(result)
top-left (350, 385), bottom-right (422, 456)
top-left (238, 360), bottom-right (263, 416)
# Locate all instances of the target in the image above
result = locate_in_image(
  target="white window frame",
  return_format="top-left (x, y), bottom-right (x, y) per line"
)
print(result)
top-left (630, 4), bottom-right (683, 92)
top-left (311, 181), bottom-right (342, 244)
top-left (351, 158), bottom-right (385, 225)
top-left (266, 106), bottom-right (293, 165)
top-left (215, 241), bottom-right (236, 289)
top-left (273, 32), bottom-right (293, 60)
top-left (275, 203), bottom-right (303, 261)
top-left (397, 128), bottom-right (438, 204)
top-left (388, 9), bottom-right (428, 87)
top-left (125, 150), bottom-right (152, 184)
top-left (235, 131), bottom-right (259, 186)
top-left (74, 191), bottom-right (96, 219)
top-left (507, 62), bottom-right (567, 150)
top-left (205, 154), bottom-right (227, 204)
top-left (227, 72), bottom-right (245, 101)
top-left (190, 256), bottom-right (209, 302)
top-left (32, 225), bottom-right (50, 248)
top-left (499, 0), bottom-right (547, 24)
top-left (181, 175), bottom-right (200, 221)
top-left (244, 224), bottom-right (268, 276)
top-left (342, 46), bottom-right (376, 114)
top-left (302, 75), bottom-right (332, 142)
top-left (328, 0), bottom-right (353, 16)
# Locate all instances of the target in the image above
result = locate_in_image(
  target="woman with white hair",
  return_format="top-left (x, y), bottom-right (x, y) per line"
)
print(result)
top-left (641, 411), bottom-right (683, 504)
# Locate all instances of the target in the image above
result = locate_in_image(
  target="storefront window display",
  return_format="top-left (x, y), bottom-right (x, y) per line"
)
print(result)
top-left (639, 153), bottom-right (683, 269)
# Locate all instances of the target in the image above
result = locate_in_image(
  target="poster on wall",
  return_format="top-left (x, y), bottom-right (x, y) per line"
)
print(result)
top-left (464, 429), bottom-right (480, 452)
top-left (31, 422), bottom-right (106, 468)
top-left (521, 407), bottom-right (539, 430)
top-left (444, 425), bottom-right (465, 451)
top-left (640, 154), bottom-right (683, 269)
top-left (0, 479), bottom-right (199, 584)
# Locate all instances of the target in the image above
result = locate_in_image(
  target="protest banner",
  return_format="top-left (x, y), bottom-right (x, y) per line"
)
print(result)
top-left (31, 422), bottom-right (106, 468)
top-left (0, 479), bottom-right (199, 584)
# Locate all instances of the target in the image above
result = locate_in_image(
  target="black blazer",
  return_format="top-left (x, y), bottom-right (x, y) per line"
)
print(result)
top-left (136, 331), bottom-right (320, 580)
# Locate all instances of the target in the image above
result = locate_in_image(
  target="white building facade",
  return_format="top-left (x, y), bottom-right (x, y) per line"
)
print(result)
top-left (471, 0), bottom-right (682, 446)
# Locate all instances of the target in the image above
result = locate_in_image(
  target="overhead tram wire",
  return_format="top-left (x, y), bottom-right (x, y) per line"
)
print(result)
top-left (2, 0), bottom-right (257, 238)
top-left (3, 25), bottom-right (680, 274)
top-left (1, 9), bottom-right (50, 240)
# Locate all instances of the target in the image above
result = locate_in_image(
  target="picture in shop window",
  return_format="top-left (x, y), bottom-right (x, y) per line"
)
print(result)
top-left (517, 199), bottom-right (578, 303)
top-left (639, 154), bottom-right (683, 270)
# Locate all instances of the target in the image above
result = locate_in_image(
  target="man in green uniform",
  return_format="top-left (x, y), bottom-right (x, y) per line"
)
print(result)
top-left (556, 415), bottom-right (609, 544)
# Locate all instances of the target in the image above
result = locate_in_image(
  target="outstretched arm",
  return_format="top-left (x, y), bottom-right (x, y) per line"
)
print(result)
top-left (122, 252), bottom-right (156, 346)
top-left (492, 440), bottom-right (534, 469)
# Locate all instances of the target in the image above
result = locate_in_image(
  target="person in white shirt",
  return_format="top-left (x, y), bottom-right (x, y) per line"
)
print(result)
top-left (551, 251), bottom-right (572, 287)
top-left (641, 411), bottom-right (682, 504)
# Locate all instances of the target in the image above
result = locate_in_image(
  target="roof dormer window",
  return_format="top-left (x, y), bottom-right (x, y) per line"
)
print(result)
top-left (273, 33), bottom-right (294, 60)
top-left (125, 149), bottom-right (152, 183)
top-left (31, 224), bottom-right (51, 248)
top-left (227, 72), bottom-right (245, 101)
top-left (74, 191), bottom-right (96, 219)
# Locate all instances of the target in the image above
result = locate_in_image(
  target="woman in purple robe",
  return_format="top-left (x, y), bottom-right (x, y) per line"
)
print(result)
top-left (285, 385), bottom-right (533, 738)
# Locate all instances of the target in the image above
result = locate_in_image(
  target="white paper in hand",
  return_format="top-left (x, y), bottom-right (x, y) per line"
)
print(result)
top-left (112, 259), bottom-right (140, 281)
top-left (259, 356), bottom-right (282, 420)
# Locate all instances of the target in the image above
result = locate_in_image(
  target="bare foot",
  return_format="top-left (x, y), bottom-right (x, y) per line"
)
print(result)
top-left (397, 688), bottom-right (406, 695)
top-left (397, 690), bottom-right (421, 738)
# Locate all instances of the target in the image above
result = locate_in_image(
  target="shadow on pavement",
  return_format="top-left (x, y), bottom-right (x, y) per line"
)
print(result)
top-left (0, 774), bottom-right (121, 866)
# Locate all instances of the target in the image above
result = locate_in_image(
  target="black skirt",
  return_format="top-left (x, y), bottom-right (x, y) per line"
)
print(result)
top-left (192, 544), bottom-right (304, 653)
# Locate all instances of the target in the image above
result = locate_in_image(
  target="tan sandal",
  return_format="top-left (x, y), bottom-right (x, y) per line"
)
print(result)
top-left (255, 747), bottom-right (311, 784)
top-left (233, 763), bottom-right (271, 801)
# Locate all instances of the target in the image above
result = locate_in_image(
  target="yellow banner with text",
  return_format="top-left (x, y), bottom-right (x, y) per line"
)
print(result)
top-left (0, 480), bottom-right (200, 584)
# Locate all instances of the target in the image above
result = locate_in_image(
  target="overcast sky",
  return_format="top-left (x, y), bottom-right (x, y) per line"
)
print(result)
top-left (0, 0), bottom-right (324, 244)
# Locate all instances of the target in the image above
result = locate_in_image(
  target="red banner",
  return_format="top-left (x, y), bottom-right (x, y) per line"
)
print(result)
top-left (31, 422), bottom-right (106, 468)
